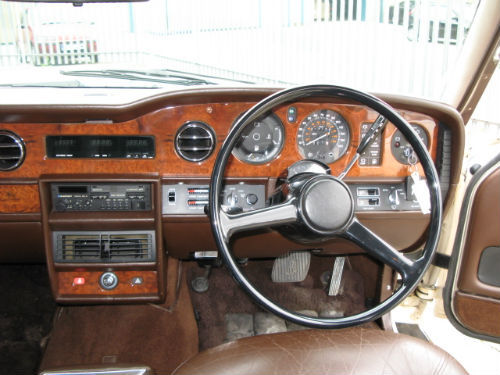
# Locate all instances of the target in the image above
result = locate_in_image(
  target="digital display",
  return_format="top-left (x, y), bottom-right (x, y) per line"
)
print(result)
top-left (90, 139), bottom-right (113, 147)
top-left (46, 136), bottom-right (155, 159)
top-left (126, 139), bottom-right (149, 147)
top-left (54, 139), bottom-right (76, 147)
top-left (58, 185), bottom-right (88, 194)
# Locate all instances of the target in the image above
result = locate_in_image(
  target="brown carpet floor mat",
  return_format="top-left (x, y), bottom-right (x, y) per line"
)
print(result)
top-left (188, 256), bottom-right (369, 351)
top-left (0, 265), bottom-right (56, 375)
top-left (40, 261), bottom-right (198, 374)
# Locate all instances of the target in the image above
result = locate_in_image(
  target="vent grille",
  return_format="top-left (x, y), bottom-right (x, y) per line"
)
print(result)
top-left (53, 231), bottom-right (155, 263)
top-left (175, 121), bottom-right (215, 162)
top-left (0, 131), bottom-right (25, 171)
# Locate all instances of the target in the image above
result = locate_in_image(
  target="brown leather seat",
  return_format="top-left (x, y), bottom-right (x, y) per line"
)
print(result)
top-left (173, 327), bottom-right (467, 375)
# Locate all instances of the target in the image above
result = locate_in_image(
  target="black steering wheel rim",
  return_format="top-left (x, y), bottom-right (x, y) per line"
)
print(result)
top-left (209, 84), bottom-right (442, 328)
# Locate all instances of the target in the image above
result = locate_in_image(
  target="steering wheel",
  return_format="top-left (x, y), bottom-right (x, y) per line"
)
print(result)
top-left (209, 85), bottom-right (442, 328)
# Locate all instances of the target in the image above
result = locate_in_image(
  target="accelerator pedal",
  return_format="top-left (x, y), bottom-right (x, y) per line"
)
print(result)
top-left (271, 251), bottom-right (311, 283)
top-left (328, 256), bottom-right (346, 296)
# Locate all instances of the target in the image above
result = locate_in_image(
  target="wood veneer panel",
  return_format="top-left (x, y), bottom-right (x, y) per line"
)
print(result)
top-left (0, 102), bottom-right (438, 179)
top-left (57, 270), bottom-right (158, 296)
top-left (0, 184), bottom-right (40, 213)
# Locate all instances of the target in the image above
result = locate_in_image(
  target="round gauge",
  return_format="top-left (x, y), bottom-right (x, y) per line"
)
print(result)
top-left (391, 124), bottom-right (429, 165)
top-left (232, 113), bottom-right (284, 165)
top-left (297, 109), bottom-right (351, 164)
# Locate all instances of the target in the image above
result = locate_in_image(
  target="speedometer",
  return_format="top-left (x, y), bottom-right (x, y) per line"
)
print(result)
top-left (297, 109), bottom-right (351, 164)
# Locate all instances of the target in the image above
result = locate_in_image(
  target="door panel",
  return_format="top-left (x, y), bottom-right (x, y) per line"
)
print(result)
top-left (444, 153), bottom-right (500, 343)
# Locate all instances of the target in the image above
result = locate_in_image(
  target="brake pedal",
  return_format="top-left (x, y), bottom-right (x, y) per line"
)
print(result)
top-left (271, 251), bottom-right (311, 283)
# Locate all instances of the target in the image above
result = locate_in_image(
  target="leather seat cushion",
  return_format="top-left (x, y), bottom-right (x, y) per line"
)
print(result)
top-left (173, 327), bottom-right (467, 375)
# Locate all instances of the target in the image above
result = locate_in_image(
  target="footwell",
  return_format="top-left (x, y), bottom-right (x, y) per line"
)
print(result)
top-left (187, 256), bottom-right (371, 351)
top-left (0, 265), bottom-right (56, 375)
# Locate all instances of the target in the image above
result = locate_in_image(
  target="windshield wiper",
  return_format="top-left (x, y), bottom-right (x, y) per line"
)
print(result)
top-left (0, 80), bottom-right (85, 88)
top-left (156, 68), bottom-right (255, 84)
top-left (61, 69), bottom-right (213, 86)
top-left (0, 80), bottom-right (161, 89)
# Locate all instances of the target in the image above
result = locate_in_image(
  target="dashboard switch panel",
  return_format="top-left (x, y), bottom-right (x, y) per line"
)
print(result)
top-left (162, 183), bottom-right (265, 214)
top-left (349, 183), bottom-right (423, 211)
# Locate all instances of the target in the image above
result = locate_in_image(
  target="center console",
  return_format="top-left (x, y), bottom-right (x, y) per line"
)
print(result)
top-left (39, 175), bottom-right (165, 304)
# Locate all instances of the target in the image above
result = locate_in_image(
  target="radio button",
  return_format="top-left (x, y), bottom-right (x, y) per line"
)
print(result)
top-left (132, 201), bottom-right (146, 210)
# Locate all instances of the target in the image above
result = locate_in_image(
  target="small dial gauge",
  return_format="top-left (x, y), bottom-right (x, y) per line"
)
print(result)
top-left (297, 109), bottom-right (351, 164)
top-left (232, 113), bottom-right (284, 165)
top-left (391, 124), bottom-right (430, 165)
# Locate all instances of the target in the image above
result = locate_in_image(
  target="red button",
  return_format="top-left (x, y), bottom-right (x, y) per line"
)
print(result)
top-left (73, 277), bottom-right (85, 286)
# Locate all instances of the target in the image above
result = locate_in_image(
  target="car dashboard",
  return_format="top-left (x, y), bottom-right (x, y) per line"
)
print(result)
top-left (0, 87), bottom-right (464, 305)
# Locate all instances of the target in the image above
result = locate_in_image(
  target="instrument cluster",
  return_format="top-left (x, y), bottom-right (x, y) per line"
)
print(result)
top-left (229, 107), bottom-right (431, 167)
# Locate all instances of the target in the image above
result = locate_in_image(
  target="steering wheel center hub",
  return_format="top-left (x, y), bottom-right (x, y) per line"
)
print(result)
top-left (300, 176), bottom-right (354, 234)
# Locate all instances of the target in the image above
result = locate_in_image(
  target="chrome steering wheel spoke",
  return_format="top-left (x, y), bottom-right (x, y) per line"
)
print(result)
top-left (343, 218), bottom-right (416, 281)
top-left (220, 200), bottom-right (298, 241)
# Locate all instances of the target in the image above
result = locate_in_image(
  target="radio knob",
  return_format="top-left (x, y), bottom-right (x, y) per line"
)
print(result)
top-left (55, 201), bottom-right (66, 211)
top-left (99, 272), bottom-right (119, 290)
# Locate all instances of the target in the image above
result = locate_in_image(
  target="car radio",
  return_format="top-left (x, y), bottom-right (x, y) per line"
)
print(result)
top-left (51, 183), bottom-right (152, 212)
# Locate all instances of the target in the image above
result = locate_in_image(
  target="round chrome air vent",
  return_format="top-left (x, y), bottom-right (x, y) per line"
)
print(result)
top-left (175, 121), bottom-right (215, 162)
top-left (0, 130), bottom-right (25, 171)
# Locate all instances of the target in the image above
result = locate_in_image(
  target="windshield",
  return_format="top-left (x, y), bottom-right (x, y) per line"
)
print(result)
top-left (0, 0), bottom-right (481, 100)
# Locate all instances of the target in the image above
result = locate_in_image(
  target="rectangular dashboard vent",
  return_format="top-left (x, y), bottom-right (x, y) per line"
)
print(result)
top-left (53, 231), bottom-right (155, 263)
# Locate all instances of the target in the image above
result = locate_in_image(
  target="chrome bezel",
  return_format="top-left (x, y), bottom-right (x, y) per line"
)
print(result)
top-left (175, 121), bottom-right (216, 162)
top-left (231, 112), bottom-right (285, 165)
top-left (0, 130), bottom-right (26, 171)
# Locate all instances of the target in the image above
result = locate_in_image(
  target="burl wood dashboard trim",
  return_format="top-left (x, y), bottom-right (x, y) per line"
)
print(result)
top-left (0, 102), bottom-right (437, 179)
top-left (0, 184), bottom-right (40, 213)
top-left (0, 89), bottom-right (463, 179)
top-left (57, 270), bottom-right (158, 297)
